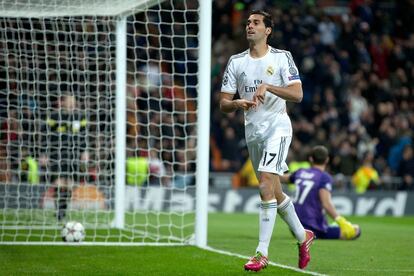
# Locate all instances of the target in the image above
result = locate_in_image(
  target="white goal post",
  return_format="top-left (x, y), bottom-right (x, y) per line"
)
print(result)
top-left (0, 0), bottom-right (211, 246)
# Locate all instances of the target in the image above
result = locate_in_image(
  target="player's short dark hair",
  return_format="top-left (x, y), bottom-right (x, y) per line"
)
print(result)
top-left (249, 10), bottom-right (273, 41)
top-left (310, 145), bottom-right (329, 165)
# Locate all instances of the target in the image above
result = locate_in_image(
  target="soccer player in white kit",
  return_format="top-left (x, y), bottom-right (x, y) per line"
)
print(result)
top-left (219, 10), bottom-right (315, 271)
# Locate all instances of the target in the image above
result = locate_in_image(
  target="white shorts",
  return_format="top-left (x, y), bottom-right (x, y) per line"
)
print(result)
top-left (247, 134), bottom-right (291, 177)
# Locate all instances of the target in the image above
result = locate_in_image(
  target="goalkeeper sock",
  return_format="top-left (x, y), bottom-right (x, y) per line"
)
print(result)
top-left (278, 195), bottom-right (306, 243)
top-left (256, 199), bottom-right (277, 257)
top-left (56, 187), bottom-right (70, 221)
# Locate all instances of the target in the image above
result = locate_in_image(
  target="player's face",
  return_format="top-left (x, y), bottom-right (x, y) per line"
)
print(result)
top-left (62, 95), bottom-right (76, 112)
top-left (246, 14), bottom-right (270, 43)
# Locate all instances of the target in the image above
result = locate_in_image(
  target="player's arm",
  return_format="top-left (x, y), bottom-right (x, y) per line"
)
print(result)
top-left (279, 173), bottom-right (291, 184)
top-left (319, 188), bottom-right (339, 219)
top-left (253, 82), bottom-right (303, 104)
top-left (219, 92), bottom-right (256, 113)
top-left (219, 56), bottom-right (256, 113)
top-left (319, 188), bottom-right (358, 239)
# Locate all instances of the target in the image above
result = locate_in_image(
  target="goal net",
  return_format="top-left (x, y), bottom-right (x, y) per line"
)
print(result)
top-left (0, 0), bottom-right (210, 245)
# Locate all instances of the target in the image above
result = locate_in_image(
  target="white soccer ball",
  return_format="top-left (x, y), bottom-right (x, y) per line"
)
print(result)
top-left (61, 221), bottom-right (86, 242)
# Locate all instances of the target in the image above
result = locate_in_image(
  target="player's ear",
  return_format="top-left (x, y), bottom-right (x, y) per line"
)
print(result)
top-left (265, 27), bottom-right (272, 36)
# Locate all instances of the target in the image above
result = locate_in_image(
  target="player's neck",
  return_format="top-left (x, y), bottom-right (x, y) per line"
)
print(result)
top-left (249, 42), bottom-right (269, 58)
top-left (313, 164), bottom-right (325, 171)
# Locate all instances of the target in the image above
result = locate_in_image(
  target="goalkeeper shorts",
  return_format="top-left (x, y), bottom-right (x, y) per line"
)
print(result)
top-left (304, 225), bottom-right (341, 240)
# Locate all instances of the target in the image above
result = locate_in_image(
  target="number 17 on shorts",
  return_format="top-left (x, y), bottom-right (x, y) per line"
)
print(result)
top-left (257, 135), bottom-right (292, 175)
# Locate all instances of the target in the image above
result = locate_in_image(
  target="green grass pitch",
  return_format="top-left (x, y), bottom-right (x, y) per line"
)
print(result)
top-left (1, 213), bottom-right (413, 275)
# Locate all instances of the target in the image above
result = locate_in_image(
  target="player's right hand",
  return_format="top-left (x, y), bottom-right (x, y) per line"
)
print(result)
top-left (235, 99), bottom-right (256, 111)
top-left (335, 216), bottom-right (356, 239)
top-left (253, 84), bottom-right (267, 104)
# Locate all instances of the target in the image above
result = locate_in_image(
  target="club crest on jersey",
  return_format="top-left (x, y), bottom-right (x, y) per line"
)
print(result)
top-left (266, 66), bottom-right (274, 76)
top-left (289, 67), bottom-right (298, 75)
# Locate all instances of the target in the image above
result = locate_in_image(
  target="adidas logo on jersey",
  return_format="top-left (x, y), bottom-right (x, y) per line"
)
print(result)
top-left (239, 72), bottom-right (246, 81)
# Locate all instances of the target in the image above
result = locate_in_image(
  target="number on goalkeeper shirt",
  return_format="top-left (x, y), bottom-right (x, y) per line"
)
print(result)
top-left (293, 179), bottom-right (314, 205)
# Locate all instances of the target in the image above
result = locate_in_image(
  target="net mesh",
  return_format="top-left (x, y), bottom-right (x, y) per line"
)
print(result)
top-left (0, 0), bottom-right (199, 244)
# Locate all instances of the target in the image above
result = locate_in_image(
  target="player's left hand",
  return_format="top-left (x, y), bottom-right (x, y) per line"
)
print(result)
top-left (253, 84), bottom-right (267, 104)
top-left (335, 216), bottom-right (356, 239)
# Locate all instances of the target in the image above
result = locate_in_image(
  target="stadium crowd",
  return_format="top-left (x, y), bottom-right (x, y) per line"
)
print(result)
top-left (0, 0), bottom-right (413, 192)
top-left (210, 0), bottom-right (414, 191)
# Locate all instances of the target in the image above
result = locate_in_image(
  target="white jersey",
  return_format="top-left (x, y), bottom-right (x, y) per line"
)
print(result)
top-left (221, 46), bottom-right (301, 143)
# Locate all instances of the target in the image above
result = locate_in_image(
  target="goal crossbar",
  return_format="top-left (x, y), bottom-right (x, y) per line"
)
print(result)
top-left (0, 0), bottom-right (162, 17)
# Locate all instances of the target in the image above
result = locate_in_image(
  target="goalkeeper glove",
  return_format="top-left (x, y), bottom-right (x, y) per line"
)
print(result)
top-left (335, 216), bottom-right (356, 239)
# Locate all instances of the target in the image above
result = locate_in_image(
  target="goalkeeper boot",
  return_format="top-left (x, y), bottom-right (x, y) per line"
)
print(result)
top-left (351, 225), bottom-right (361, 240)
top-left (244, 252), bottom-right (269, 272)
top-left (298, 229), bottom-right (315, 269)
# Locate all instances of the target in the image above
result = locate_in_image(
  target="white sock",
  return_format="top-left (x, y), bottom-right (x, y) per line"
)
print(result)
top-left (256, 199), bottom-right (277, 257)
top-left (278, 195), bottom-right (306, 243)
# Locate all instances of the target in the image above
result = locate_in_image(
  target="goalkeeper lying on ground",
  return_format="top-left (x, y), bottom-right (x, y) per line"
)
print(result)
top-left (280, 145), bottom-right (360, 240)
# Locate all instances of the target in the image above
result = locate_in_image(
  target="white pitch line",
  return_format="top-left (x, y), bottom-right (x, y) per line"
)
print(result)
top-left (203, 246), bottom-right (328, 276)
top-left (337, 268), bottom-right (414, 273)
top-left (0, 242), bottom-right (186, 246)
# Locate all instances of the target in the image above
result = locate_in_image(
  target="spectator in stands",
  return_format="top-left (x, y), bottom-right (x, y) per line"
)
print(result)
top-left (147, 149), bottom-right (168, 186)
top-left (318, 15), bottom-right (337, 46)
top-left (41, 93), bottom-right (89, 221)
top-left (398, 144), bottom-right (414, 190)
top-left (352, 151), bottom-right (380, 193)
top-left (233, 158), bottom-right (259, 188)
top-left (125, 151), bottom-right (148, 211)
top-left (0, 109), bottom-right (20, 175)
top-left (19, 147), bottom-right (39, 185)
